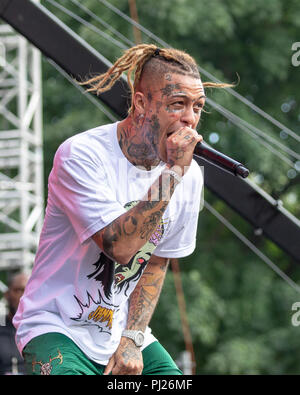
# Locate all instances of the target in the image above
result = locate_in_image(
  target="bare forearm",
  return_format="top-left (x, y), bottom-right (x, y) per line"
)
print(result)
top-left (126, 256), bottom-right (169, 331)
top-left (93, 172), bottom-right (179, 264)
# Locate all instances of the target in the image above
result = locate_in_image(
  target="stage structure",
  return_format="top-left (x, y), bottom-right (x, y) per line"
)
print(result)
top-left (0, 18), bottom-right (43, 273)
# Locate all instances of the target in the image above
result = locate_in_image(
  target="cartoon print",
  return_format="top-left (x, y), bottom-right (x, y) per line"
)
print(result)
top-left (88, 201), bottom-right (165, 297)
top-left (114, 249), bottom-right (151, 296)
top-left (71, 200), bottom-right (167, 334)
top-left (88, 305), bottom-right (114, 329)
top-left (71, 290), bottom-right (118, 335)
top-left (87, 253), bottom-right (115, 299)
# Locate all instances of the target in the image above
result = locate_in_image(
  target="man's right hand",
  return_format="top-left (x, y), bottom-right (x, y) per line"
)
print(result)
top-left (166, 127), bottom-right (202, 175)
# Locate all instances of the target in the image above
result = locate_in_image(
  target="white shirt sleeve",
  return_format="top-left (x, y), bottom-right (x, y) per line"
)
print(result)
top-left (51, 146), bottom-right (126, 244)
top-left (153, 161), bottom-right (203, 258)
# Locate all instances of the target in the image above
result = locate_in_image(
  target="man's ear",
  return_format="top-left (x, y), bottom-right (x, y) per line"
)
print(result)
top-left (133, 91), bottom-right (147, 115)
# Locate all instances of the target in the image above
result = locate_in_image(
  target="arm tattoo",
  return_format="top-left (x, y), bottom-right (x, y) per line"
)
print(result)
top-left (102, 221), bottom-right (122, 258)
top-left (139, 211), bottom-right (162, 240)
top-left (126, 258), bottom-right (169, 330)
top-left (122, 215), bottom-right (138, 236)
top-left (100, 172), bottom-right (177, 263)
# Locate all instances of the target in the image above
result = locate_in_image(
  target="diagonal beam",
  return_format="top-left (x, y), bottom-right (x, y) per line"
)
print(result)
top-left (194, 155), bottom-right (300, 262)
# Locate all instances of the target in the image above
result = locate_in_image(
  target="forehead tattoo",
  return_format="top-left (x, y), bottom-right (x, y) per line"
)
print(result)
top-left (160, 81), bottom-right (204, 101)
top-left (161, 83), bottom-right (181, 98)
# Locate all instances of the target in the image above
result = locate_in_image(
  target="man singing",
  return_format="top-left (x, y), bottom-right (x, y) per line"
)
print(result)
top-left (14, 44), bottom-right (227, 375)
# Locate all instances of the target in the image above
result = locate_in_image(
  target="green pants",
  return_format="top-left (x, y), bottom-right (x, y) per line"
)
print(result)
top-left (22, 332), bottom-right (182, 375)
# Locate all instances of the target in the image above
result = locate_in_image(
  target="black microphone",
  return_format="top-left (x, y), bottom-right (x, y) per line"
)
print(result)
top-left (193, 141), bottom-right (250, 178)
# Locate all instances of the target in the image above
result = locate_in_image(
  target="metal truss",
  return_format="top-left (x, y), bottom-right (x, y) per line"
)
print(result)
top-left (0, 22), bottom-right (43, 272)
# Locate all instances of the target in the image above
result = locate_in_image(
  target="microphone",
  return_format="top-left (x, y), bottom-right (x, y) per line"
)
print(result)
top-left (193, 141), bottom-right (250, 178)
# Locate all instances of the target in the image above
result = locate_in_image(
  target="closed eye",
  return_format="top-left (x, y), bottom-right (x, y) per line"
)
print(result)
top-left (165, 101), bottom-right (185, 113)
top-left (194, 102), bottom-right (205, 113)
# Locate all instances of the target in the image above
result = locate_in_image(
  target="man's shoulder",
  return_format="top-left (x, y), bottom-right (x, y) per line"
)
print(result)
top-left (56, 122), bottom-right (117, 163)
top-left (60, 122), bottom-right (116, 149)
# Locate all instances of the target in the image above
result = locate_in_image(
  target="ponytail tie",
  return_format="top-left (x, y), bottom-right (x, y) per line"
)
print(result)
top-left (154, 47), bottom-right (161, 56)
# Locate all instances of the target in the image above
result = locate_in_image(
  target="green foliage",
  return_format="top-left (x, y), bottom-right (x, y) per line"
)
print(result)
top-left (36, 0), bottom-right (300, 374)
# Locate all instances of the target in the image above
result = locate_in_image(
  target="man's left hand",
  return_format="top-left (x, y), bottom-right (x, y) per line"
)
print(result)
top-left (103, 336), bottom-right (143, 375)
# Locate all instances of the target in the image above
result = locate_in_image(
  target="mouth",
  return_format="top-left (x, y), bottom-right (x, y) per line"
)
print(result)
top-left (166, 130), bottom-right (175, 138)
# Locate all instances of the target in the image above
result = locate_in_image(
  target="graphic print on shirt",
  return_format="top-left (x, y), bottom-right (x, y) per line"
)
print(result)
top-left (71, 290), bottom-right (116, 334)
top-left (70, 200), bottom-right (168, 334)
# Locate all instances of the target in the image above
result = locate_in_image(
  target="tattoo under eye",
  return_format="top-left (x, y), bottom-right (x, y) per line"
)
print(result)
top-left (165, 101), bottom-right (185, 113)
top-left (165, 105), bottom-right (179, 114)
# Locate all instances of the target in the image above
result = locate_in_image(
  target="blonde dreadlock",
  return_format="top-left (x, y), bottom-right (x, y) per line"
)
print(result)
top-left (79, 44), bottom-right (233, 113)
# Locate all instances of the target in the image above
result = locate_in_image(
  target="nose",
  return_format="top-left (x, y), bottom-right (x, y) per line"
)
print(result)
top-left (180, 105), bottom-right (197, 128)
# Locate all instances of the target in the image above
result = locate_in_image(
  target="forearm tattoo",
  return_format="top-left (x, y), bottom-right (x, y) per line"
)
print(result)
top-left (126, 258), bottom-right (169, 331)
top-left (100, 172), bottom-right (178, 262)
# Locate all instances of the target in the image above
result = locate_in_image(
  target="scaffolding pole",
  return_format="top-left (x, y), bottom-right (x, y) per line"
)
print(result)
top-left (0, 18), bottom-right (43, 273)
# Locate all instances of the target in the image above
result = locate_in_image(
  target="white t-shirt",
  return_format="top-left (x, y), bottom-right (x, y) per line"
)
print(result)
top-left (13, 122), bottom-right (203, 365)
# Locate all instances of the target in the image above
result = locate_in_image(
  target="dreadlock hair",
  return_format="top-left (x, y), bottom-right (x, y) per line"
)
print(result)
top-left (79, 44), bottom-right (233, 114)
